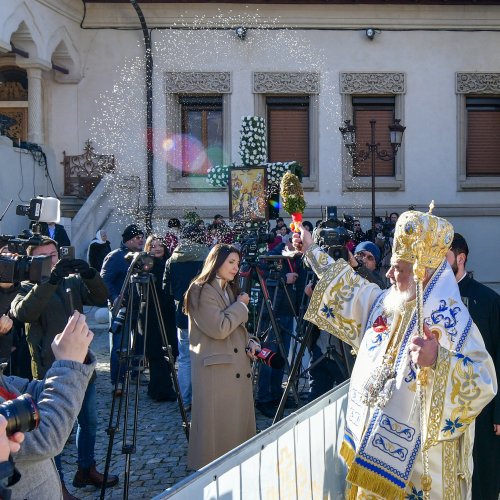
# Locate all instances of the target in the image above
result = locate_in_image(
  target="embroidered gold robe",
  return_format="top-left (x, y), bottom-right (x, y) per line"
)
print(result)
top-left (304, 245), bottom-right (497, 500)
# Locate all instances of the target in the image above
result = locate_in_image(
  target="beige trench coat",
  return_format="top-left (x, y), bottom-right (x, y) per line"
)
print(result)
top-left (187, 280), bottom-right (256, 470)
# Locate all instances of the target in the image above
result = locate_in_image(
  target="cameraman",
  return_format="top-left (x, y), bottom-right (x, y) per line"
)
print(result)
top-left (348, 241), bottom-right (388, 289)
top-left (10, 237), bottom-right (117, 496)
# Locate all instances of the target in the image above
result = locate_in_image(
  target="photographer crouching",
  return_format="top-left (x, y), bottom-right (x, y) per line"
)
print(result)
top-left (10, 237), bottom-right (118, 498)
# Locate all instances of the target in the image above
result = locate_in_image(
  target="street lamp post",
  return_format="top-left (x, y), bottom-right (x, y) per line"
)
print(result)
top-left (339, 118), bottom-right (406, 238)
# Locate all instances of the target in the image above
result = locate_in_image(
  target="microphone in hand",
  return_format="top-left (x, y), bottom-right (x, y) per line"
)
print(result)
top-left (255, 347), bottom-right (285, 370)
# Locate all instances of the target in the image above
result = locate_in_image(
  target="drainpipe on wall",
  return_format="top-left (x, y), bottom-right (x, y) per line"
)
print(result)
top-left (130, 0), bottom-right (154, 234)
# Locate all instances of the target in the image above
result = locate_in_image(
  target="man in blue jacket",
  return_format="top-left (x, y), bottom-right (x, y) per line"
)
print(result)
top-left (101, 224), bottom-right (145, 392)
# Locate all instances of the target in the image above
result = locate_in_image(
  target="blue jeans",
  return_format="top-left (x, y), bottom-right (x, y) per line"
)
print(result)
top-left (177, 328), bottom-right (191, 406)
top-left (55, 380), bottom-right (97, 478)
top-left (109, 330), bottom-right (125, 386)
top-left (257, 316), bottom-right (293, 404)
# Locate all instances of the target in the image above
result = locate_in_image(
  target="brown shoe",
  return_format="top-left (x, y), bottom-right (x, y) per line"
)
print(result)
top-left (72, 464), bottom-right (119, 488)
top-left (61, 481), bottom-right (80, 500)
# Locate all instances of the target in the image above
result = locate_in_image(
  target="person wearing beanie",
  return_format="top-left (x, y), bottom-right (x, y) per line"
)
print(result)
top-left (347, 241), bottom-right (388, 289)
top-left (121, 224), bottom-right (144, 244)
top-left (101, 223), bottom-right (145, 393)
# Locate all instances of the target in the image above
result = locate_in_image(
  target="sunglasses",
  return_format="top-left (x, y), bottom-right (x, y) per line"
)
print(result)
top-left (355, 251), bottom-right (375, 261)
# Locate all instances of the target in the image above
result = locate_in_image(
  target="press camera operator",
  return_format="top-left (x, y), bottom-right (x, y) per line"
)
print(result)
top-left (0, 414), bottom-right (23, 500)
top-left (10, 237), bottom-right (118, 497)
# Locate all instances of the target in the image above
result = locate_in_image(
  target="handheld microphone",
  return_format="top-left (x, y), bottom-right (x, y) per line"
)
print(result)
top-left (255, 347), bottom-right (285, 370)
top-left (239, 264), bottom-right (252, 295)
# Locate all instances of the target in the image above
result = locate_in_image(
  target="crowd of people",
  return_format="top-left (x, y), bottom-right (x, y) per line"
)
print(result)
top-left (0, 208), bottom-right (497, 500)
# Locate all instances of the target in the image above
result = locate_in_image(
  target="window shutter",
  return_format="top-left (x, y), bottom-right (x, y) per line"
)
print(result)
top-left (353, 109), bottom-right (395, 177)
top-left (268, 107), bottom-right (309, 176)
top-left (467, 110), bottom-right (500, 176)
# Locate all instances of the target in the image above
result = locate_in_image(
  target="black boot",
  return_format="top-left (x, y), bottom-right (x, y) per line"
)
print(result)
top-left (73, 464), bottom-right (119, 488)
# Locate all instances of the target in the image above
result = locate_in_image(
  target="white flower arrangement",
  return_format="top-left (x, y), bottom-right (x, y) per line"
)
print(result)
top-left (239, 116), bottom-right (267, 166)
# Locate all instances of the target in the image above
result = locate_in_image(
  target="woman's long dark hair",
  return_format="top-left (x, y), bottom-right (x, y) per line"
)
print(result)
top-left (184, 244), bottom-right (241, 315)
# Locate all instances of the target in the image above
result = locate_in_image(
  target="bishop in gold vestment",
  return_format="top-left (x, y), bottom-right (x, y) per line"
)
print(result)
top-left (297, 209), bottom-right (496, 499)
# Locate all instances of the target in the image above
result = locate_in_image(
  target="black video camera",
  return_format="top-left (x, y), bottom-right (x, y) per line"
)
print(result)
top-left (234, 221), bottom-right (274, 262)
top-left (0, 254), bottom-right (52, 284)
top-left (124, 251), bottom-right (154, 274)
top-left (313, 212), bottom-right (354, 261)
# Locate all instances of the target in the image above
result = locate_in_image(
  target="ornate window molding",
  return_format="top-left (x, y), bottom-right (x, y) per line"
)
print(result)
top-left (165, 71), bottom-right (232, 94)
top-left (340, 72), bottom-right (406, 193)
top-left (165, 72), bottom-right (231, 191)
top-left (456, 72), bottom-right (500, 190)
top-left (253, 72), bottom-right (320, 95)
top-left (253, 72), bottom-right (319, 191)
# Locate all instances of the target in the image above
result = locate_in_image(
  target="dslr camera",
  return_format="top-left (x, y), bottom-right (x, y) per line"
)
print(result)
top-left (0, 393), bottom-right (40, 436)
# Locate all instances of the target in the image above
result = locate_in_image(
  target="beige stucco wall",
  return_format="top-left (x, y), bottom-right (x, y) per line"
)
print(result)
top-left (1, 1), bottom-right (500, 284)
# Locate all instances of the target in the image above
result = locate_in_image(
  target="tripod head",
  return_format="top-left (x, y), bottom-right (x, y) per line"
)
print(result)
top-left (124, 251), bottom-right (154, 274)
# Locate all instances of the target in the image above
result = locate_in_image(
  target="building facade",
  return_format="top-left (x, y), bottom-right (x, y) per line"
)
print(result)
top-left (0, 0), bottom-right (499, 285)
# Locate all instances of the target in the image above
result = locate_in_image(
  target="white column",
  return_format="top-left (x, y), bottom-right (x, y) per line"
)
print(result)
top-left (26, 66), bottom-right (43, 144)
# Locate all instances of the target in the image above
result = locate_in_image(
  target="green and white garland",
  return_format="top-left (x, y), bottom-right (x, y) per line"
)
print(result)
top-left (207, 161), bottom-right (302, 188)
top-left (239, 116), bottom-right (267, 166)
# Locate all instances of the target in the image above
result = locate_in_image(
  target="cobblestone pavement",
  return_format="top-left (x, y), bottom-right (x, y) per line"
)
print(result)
top-left (61, 311), bottom-right (300, 499)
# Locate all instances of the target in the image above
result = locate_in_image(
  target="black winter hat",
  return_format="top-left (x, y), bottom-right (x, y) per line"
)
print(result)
top-left (122, 224), bottom-right (144, 243)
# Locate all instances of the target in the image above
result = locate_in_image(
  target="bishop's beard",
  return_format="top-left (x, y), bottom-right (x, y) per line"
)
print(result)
top-left (382, 282), bottom-right (415, 316)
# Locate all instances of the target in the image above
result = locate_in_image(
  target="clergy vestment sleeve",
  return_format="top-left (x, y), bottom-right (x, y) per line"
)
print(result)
top-left (426, 329), bottom-right (497, 445)
top-left (304, 244), bottom-right (382, 352)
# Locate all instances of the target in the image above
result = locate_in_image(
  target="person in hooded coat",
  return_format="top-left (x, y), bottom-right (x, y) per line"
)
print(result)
top-left (87, 229), bottom-right (111, 272)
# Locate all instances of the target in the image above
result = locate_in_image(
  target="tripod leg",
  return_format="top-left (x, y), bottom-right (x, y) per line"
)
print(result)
top-left (149, 279), bottom-right (190, 440)
top-left (273, 320), bottom-right (316, 424)
top-left (255, 270), bottom-right (300, 405)
top-left (100, 291), bottom-right (134, 500)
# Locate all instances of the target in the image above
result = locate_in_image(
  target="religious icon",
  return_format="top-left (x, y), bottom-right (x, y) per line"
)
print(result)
top-left (229, 166), bottom-right (268, 221)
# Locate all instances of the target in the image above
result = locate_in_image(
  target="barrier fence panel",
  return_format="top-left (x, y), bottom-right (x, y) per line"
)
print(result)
top-left (155, 381), bottom-right (349, 500)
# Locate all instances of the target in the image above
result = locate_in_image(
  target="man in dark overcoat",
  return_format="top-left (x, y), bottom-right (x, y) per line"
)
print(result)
top-left (447, 233), bottom-right (500, 500)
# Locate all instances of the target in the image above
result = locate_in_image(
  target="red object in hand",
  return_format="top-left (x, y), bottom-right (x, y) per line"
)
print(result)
top-left (290, 212), bottom-right (303, 232)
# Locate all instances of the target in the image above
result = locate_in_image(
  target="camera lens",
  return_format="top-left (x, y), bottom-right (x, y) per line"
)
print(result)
top-left (0, 394), bottom-right (40, 436)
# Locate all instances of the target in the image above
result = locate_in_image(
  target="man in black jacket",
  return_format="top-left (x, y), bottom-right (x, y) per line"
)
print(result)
top-left (11, 237), bottom-right (118, 497)
top-left (163, 225), bottom-right (209, 411)
top-left (447, 233), bottom-right (500, 500)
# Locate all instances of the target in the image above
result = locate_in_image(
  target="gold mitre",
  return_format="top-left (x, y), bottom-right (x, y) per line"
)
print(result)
top-left (392, 201), bottom-right (454, 269)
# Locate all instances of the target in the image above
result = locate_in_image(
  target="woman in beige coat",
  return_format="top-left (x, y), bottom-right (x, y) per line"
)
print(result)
top-left (185, 244), bottom-right (257, 470)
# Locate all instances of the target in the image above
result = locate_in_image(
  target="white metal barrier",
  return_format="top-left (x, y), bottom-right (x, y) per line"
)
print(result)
top-left (155, 381), bottom-right (349, 500)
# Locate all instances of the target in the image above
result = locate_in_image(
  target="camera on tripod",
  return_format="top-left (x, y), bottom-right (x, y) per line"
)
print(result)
top-left (124, 251), bottom-right (154, 274)
top-left (0, 196), bottom-right (61, 284)
top-left (234, 221), bottom-right (274, 262)
top-left (313, 206), bottom-right (354, 261)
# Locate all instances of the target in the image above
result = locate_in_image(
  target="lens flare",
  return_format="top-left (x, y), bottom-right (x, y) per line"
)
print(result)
top-left (162, 134), bottom-right (211, 174)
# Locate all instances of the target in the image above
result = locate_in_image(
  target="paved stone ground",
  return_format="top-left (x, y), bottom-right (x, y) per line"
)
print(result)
top-left (61, 310), bottom-right (301, 499)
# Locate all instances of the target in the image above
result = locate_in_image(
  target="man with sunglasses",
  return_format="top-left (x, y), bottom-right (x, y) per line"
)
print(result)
top-left (349, 241), bottom-right (387, 289)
